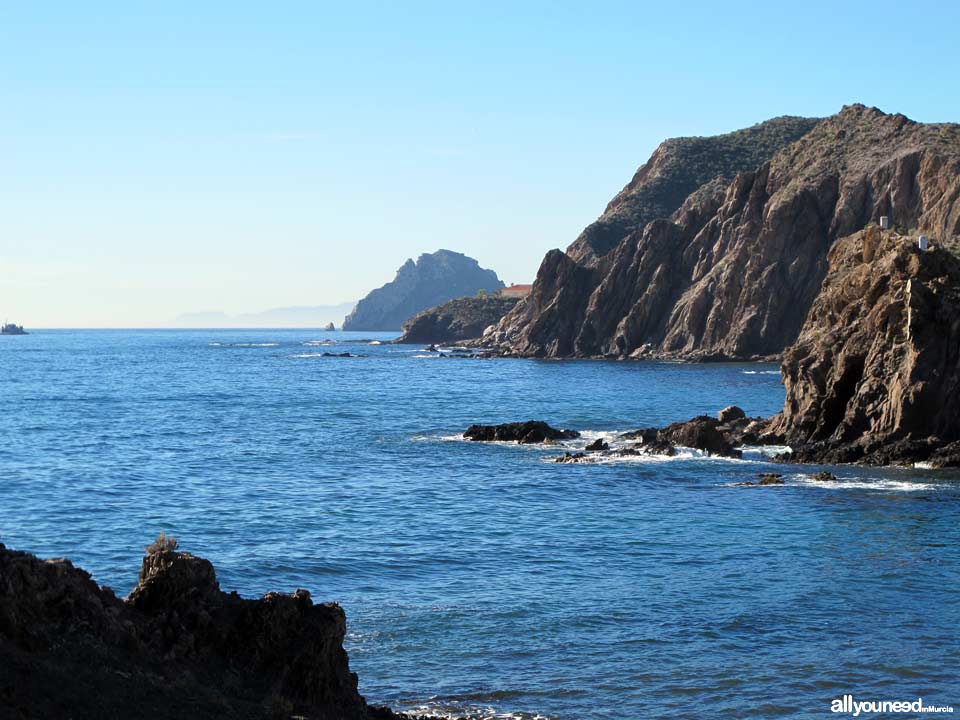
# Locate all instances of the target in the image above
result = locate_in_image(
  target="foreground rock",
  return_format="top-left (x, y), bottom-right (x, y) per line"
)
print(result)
top-left (769, 228), bottom-right (960, 467)
top-left (0, 538), bottom-right (440, 720)
top-left (397, 295), bottom-right (519, 344)
top-left (464, 421), bottom-right (580, 444)
top-left (481, 105), bottom-right (960, 360)
top-left (343, 250), bottom-right (505, 331)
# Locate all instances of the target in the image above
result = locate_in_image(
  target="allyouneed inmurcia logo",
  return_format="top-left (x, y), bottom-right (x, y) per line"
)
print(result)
top-left (831, 695), bottom-right (954, 716)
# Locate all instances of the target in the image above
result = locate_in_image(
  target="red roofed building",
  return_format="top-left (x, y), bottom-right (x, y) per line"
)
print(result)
top-left (499, 284), bottom-right (533, 299)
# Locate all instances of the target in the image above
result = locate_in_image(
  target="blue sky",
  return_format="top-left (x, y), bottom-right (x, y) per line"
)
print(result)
top-left (3, 1), bottom-right (959, 326)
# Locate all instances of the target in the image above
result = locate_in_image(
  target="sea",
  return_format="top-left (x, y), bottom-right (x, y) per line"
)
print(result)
top-left (2, 329), bottom-right (959, 719)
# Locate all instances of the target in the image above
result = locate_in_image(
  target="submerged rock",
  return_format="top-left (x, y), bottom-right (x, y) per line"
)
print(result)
top-left (809, 471), bottom-right (839, 482)
top-left (0, 539), bottom-right (441, 720)
top-left (464, 421), bottom-right (580, 444)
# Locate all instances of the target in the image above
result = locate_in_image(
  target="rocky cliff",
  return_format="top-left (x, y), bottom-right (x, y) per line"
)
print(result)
top-left (769, 228), bottom-right (960, 466)
top-left (397, 295), bottom-right (519, 344)
top-left (343, 250), bottom-right (505, 331)
top-left (484, 106), bottom-right (960, 360)
top-left (0, 539), bottom-right (426, 720)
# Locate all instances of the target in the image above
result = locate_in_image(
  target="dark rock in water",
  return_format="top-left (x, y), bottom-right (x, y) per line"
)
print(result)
top-left (770, 228), bottom-right (960, 467)
top-left (555, 452), bottom-right (587, 464)
top-left (342, 250), bottom-right (505, 331)
top-left (736, 473), bottom-right (785, 487)
top-left (0, 539), bottom-right (401, 720)
top-left (616, 410), bottom-right (783, 458)
top-left (585, 438), bottom-right (609, 451)
top-left (481, 106), bottom-right (960, 360)
top-left (323, 322), bottom-right (336, 331)
top-left (658, 415), bottom-right (740, 457)
top-left (463, 421), bottom-right (580, 444)
top-left (717, 406), bottom-right (746, 424)
top-left (322, 352), bottom-right (364, 358)
top-left (809, 471), bottom-right (839, 482)
top-left (397, 295), bottom-right (520, 344)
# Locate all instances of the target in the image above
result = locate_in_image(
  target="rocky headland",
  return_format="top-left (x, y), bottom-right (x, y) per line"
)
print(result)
top-left (0, 536), bottom-right (444, 720)
top-left (769, 227), bottom-right (960, 466)
top-left (343, 250), bottom-right (505, 331)
top-left (477, 105), bottom-right (960, 361)
top-left (397, 294), bottom-right (519, 344)
top-left (464, 226), bottom-right (960, 468)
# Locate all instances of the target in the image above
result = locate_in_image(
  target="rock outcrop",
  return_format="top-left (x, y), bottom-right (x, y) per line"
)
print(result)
top-left (343, 250), bottom-right (505, 331)
top-left (397, 295), bottom-right (519, 344)
top-left (483, 106), bottom-right (960, 360)
top-left (463, 421), bottom-right (580, 444)
top-left (769, 228), bottom-right (960, 466)
top-left (0, 540), bottom-right (429, 720)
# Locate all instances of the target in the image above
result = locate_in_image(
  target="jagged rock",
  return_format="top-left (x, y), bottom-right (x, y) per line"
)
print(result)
top-left (658, 416), bottom-right (740, 457)
top-left (482, 105), bottom-right (960, 360)
top-left (809, 471), bottom-right (839, 482)
top-left (585, 438), bottom-right (609, 451)
top-left (397, 295), bottom-right (519, 344)
top-left (770, 228), bottom-right (960, 466)
top-left (343, 250), bottom-right (505, 331)
top-left (0, 542), bottom-right (394, 720)
top-left (554, 452), bottom-right (587, 463)
top-left (463, 421), bottom-right (580, 444)
top-left (717, 406), bottom-right (746, 423)
top-left (323, 322), bottom-right (336, 331)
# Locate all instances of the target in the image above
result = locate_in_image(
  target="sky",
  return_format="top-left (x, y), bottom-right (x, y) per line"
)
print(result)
top-left (3, 1), bottom-right (960, 327)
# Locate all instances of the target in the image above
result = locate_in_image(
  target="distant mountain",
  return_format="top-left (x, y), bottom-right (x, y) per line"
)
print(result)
top-left (173, 303), bottom-right (356, 328)
top-left (342, 250), bottom-right (504, 331)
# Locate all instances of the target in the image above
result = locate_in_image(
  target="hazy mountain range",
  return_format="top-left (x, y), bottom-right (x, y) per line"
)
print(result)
top-left (172, 303), bottom-right (356, 328)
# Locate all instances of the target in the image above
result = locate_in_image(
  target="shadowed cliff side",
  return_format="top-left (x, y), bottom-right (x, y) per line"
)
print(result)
top-left (0, 539), bottom-right (439, 720)
top-left (770, 228), bottom-right (960, 467)
top-left (397, 295), bottom-right (519, 344)
top-left (485, 105), bottom-right (960, 360)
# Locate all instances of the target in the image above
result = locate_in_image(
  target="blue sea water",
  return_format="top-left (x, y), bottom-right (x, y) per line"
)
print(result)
top-left (2, 329), bottom-right (959, 719)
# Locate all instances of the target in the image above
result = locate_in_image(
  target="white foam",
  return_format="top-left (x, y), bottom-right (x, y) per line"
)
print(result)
top-left (741, 370), bottom-right (780, 375)
top-left (792, 475), bottom-right (943, 492)
top-left (302, 340), bottom-right (336, 346)
top-left (209, 342), bottom-right (279, 347)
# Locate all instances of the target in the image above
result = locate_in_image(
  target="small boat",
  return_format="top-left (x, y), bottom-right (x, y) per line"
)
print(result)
top-left (1, 322), bottom-right (27, 335)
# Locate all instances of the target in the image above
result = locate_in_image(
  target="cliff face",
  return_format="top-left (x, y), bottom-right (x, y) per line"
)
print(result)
top-left (486, 106), bottom-right (960, 360)
top-left (567, 115), bottom-right (820, 263)
top-left (770, 228), bottom-right (960, 466)
top-left (343, 250), bottom-right (505, 331)
top-left (397, 295), bottom-right (519, 344)
top-left (0, 542), bottom-right (387, 720)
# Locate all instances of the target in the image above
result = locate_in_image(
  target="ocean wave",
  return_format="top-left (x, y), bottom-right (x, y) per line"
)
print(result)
top-left (791, 475), bottom-right (944, 492)
top-left (741, 370), bottom-right (780, 375)
top-left (208, 342), bottom-right (279, 347)
top-left (397, 700), bottom-right (555, 720)
top-left (302, 340), bottom-right (337, 346)
top-left (290, 352), bottom-right (365, 359)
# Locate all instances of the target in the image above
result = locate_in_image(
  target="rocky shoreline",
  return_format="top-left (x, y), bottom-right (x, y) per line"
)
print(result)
top-left (0, 537), bottom-right (451, 720)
